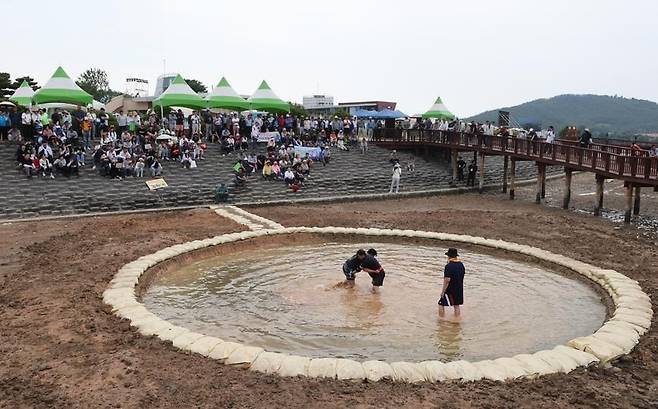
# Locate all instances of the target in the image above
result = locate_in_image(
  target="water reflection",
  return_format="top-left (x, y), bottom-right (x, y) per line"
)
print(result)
top-left (435, 317), bottom-right (464, 360)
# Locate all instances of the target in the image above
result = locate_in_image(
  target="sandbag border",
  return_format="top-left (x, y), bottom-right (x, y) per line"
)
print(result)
top-left (103, 227), bottom-right (652, 383)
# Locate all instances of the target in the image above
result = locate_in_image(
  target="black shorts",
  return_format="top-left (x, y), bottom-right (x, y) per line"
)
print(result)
top-left (368, 270), bottom-right (385, 287)
top-left (343, 264), bottom-right (356, 281)
top-left (438, 293), bottom-right (463, 306)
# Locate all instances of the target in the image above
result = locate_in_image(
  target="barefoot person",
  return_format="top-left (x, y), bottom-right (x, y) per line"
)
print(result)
top-left (363, 248), bottom-right (386, 293)
top-left (342, 249), bottom-right (367, 288)
top-left (438, 248), bottom-right (465, 318)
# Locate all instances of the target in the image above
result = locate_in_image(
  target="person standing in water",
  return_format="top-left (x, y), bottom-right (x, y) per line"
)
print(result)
top-left (362, 248), bottom-right (385, 293)
top-left (438, 248), bottom-right (465, 318)
top-left (342, 249), bottom-right (367, 288)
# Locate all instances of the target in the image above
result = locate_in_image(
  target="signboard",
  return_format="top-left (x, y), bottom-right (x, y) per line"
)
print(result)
top-left (256, 131), bottom-right (282, 143)
top-left (146, 178), bottom-right (168, 191)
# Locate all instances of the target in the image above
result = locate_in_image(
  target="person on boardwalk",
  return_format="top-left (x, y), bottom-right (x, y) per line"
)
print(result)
top-left (438, 248), bottom-right (465, 318)
top-left (389, 163), bottom-right (402, 193)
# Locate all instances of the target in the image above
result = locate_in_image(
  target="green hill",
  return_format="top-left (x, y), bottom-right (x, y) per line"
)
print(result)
top-left (467, 94), bottom-right (658, 138)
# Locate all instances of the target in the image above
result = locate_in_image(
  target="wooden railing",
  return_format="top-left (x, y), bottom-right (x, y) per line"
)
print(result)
top-left (372, 129), bottom-right (658, 184)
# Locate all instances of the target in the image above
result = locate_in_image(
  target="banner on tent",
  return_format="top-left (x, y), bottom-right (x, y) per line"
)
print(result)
top-left (256, 131), bottom-right (281, 143)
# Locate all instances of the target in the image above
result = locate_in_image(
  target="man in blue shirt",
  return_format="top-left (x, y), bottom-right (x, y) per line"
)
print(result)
top-left (438, 248), bottom-right (465, 318)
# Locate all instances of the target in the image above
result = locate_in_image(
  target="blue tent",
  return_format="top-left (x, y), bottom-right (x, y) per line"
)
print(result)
top-left (376, 109), bottom-right (407, 119)
top-left (352, 109), bottom-right (407, 119)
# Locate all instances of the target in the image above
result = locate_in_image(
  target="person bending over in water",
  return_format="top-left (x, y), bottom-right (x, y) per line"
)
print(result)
top-left (438, 248), bottom-right (465, 318)
top-left (362, 248), bottom-right (386, 293)
top-left (341, 249), bottom-right (367, 288)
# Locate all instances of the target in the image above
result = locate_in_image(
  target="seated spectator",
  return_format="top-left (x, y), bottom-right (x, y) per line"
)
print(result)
top-left (181, 151), bottom-right (192, 169)
top-left (53, 155), bottom-right (68, 177)
top-left (38, 140), bottom-right (53, 161)
top-left (134, 158), bottom-right (145, 177)
top-left (271, 161), bottom-right (282, 179)
top-left (39, 154), bottom-right (54, 179)
top-left (284, 168), bottom-right (295, 185)
top-left (262, 160), bottom-right (273, 179)
top-left (75, 147), bottom-right (86, 167)
top-left (150, 158), bottom-right (163, 177)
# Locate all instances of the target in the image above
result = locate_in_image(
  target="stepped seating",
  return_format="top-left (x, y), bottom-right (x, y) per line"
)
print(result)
top-left (0, 141), bottom-right (552, 219)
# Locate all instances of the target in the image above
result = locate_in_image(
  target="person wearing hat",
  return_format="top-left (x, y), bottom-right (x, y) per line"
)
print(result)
top-left (438, 248), bottom-right (465, 318)
top-left (389, 162), bottom-right (402, 194)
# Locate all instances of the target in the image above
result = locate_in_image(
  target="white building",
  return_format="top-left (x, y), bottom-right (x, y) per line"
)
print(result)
top-left (303, 94), bottom-right (334, 110)
top-left (154, 73), bottom-right (178, 97)
top-left (125, 78), bottom-right (149, 97)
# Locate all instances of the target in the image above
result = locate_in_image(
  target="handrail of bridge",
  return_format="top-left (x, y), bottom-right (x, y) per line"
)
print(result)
top-left (559, 139), bottom-right (651, 157)
top-left (372, 129), bottom-right (658, 184)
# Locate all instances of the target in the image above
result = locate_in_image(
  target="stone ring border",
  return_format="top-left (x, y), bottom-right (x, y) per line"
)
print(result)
top-left (103, 227), bottom-right (653, 383)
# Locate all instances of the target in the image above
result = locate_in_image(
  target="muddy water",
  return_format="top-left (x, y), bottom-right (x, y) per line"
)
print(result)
top-left (143, 242), bottom-right (607, 362)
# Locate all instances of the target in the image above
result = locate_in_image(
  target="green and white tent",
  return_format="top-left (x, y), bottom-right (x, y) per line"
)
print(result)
top-left (153, 74), bottom-right (206, 110)
top-left (8, 80), bottom-right (35, 107)
top-left (422, 96), bottom-right (455, 120)
top-left (33, 66), bottom-right (93, 106)
top-left (206, 77), bottom-right (249, 111)
top-left (248, 80), bottom-right (289, 113)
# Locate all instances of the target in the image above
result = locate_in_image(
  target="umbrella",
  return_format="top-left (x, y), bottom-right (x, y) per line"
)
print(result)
top-left (0, 101), bottom-right (16, 108)
top-left (156, 134), bottom-right (174, 141)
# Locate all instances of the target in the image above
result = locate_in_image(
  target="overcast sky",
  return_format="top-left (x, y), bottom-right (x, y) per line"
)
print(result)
top-left (4, 0), bottom-right (657, 116)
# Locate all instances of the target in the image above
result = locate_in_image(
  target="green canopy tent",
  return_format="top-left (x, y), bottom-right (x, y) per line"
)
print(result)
top-left (206, 77), bottom-right (249, 111)
top-left (153, 74), bottom-right (207, 113)
top-left (33, 66), bottom-right (93, 106)
top-left (9, 80), bottom-right (35, 107)
top-left (248, 80), bottom-right (290, 113)
top-left (421, 97), bottom-right (455, 120)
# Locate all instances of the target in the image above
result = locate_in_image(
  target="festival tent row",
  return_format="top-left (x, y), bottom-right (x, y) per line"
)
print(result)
top-left (7, 67), bottom-right (105, 110)
top-left (155, 75), bottom-right (290, 113)
top-left (34, 67), bottom-right (94, 106)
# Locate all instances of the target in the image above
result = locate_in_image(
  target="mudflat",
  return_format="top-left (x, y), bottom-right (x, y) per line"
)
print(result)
top-left (1, 195), bottom-right (657, 408)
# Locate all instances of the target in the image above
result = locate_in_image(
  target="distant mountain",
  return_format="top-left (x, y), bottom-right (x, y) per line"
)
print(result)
top-left (466, 94), bottom-right (658, 138)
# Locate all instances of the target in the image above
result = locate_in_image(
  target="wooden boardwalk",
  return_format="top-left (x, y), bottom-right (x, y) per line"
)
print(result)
top-left (373, 129), bottom-right (658, 222)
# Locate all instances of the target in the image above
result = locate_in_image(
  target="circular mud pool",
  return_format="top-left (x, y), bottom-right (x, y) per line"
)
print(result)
top-left (142, 242), bottom-right (607, 362)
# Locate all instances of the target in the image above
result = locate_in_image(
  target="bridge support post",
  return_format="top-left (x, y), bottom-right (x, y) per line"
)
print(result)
top-left (594, 175), bottom-right (604, 216)
top-left (633, 186), bottom-right (641, 216)
top-left (535, 163), bottom-right (545, 204)
top-left (509, 158), bottom-right (516, 199)
top-left (563, 168), bottom-right (572, 209)
top-left (502, 155), bottom-right (509, 193)
top-left (541, 165), bottom-right (546, 199)
top-left (624, 183), bottom-right (633, 224)
top-left (478, 153), bottom-right (485, 193)
top-left (451, 149), bottom-right (458, 185)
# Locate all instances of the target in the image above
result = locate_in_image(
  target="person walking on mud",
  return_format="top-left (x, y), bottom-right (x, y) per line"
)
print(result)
top-left (466, 160), bottom-right (477, 187)
top-left (438, 248), bottom-right (465, 318)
